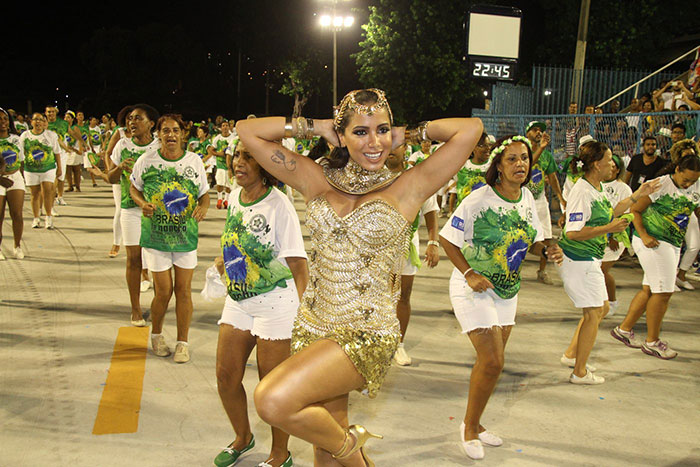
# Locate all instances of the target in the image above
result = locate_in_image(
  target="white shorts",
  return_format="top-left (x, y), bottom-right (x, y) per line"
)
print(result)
top-left (24, 169), bottom-right (56, 186)
top-left (602, 243), bottom-right (625, 262)
top-left (57, 152), bottom-right (67, 181)
top-left (215, 168), bottom-right (230, 188)
top-left (66, 152), bottom-right (83, 166)
top-left (401, 232), bottom-right (420, 276)
top-left (633, 235), bottom-right (681, 293)
top-left (121, 207), bottom-right (142, 246)
top-left (558, 255), bottom-right (607, 308)
top-left (535, 196), bottom-right (552, 239)
top-left (142, 247), bottom-right (197, 272)
top-left (218, 282), bottom-right (299, 340)
top-left (0, 171), bottom-right (26, 195)
top-left (449, 268), bottom-right (518, 333)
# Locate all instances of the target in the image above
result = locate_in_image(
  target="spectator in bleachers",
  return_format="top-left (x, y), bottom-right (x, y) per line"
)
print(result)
top-left (665, 123), bottom-right (687, 160)
top-left (565, 101), bottom-right (580, 157)
top-left (609, 100), bottom-right (621, 114)
top-left (624, 136), bottom-right (666, 191)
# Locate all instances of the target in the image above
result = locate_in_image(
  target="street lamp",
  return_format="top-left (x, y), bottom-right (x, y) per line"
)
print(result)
top-left (319, 13), bottom-right (354, 105)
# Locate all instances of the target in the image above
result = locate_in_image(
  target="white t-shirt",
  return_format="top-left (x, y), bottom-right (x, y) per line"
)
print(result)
top-left (440, 185), bottom-right (543, 299)
top-left (111, 137), bottom-right (161, 209)
top-left (19, 130), bottom-right (61, 173)
top-left (130, 150), bottom-right (208, 252)
top-left (639, 174), bottom-right (700, 248)
top-left (222, 186), bottom-right (307, 301)
top-left (559, 178), bottom-right (613, 260)
top-left (602, 179), bottom-right (632, 211)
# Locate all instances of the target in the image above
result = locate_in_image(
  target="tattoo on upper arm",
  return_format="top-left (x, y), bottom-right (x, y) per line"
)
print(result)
top-left (271, 150), bottom-right (297, 171)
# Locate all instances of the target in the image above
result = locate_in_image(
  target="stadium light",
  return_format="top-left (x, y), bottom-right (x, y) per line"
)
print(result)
top-left (320, 15), bottom-right (331, 27)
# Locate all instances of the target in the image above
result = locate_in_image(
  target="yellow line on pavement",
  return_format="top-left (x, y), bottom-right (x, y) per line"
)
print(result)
top-left (92, 326), bottom-right (149, 435)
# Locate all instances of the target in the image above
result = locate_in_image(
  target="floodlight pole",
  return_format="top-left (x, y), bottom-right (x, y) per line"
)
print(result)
top-left (333, 28), bottom-right (338, 105)
top-left (570, 0), bottom-right (590, 107)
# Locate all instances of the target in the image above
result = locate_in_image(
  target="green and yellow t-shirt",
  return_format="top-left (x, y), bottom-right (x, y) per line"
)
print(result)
top-left (440, 185), bottom-right (544, 299)
top-left (559, 178), bottom-right (614, 261)
top-left (635, 174), bottom-right (700, 248)
top-left (221, 186), bottom-right (307, 301)
top-left (0, 134), bottom-right (24, 172)
top-left (527, 149), bottom-right (557, 200)
top-left (456, 159), bottom-right (490, 205)
top-left (110, 137), bottom-right (160, 209)
top-left (130, 150), bottom-right (209, 252)
top-left (210, 133), bottom-right (238, 170)
top-left (19, 130), bottom-right (61, 173)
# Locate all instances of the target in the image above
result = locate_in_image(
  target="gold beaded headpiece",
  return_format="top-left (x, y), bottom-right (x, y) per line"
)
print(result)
top-left (333, 88), bottom-right (394, 130)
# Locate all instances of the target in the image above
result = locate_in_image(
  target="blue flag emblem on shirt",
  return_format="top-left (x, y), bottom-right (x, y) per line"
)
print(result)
top-left (452, 216), bottom-right (465, 231)
top-left (569, 212), bottom-right (583, 222)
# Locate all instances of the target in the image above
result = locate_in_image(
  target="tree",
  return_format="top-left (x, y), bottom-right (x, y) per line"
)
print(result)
top-left (354, 0), bottom-right (476, 123)
top-left (277, 52), bottom-right (329, 117)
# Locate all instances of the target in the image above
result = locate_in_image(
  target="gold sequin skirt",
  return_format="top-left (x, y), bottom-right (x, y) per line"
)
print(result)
top-left (291, 321), bottom-right (400, 398)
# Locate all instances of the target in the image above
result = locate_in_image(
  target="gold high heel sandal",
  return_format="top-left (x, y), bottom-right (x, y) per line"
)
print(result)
top-left (332, 425), bottom-right (383, 467)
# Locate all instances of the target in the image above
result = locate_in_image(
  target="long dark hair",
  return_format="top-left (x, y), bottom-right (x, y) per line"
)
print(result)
top-left (327, 89), bottom-right (387, 168)
top-left (484, 135), bottom-right (533, 187)
top-left (658, 153), bottom-right (700, 177)
top-left (308, 137), bottom-right (330, 161)
top-left (0, 107), bottom-right (18, 135)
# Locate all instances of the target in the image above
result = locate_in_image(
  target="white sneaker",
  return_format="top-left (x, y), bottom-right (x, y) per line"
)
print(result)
top-left (0, 250), bottom-right (5, 261)
top-left (45, 216), bottom-right (54, 229)
top-left (605, 301), bottom-right (618, 318)
top-left (674, 284), bottom-right (681, 292)
top-left (51, 208), bottom-right (59, 217)
top-left (14, 247), bottom-right (24, 259)
top-left (140, 280), bottom-right (152, 292)
top-left (478, 430), bottom-right (503, 447)
top-left (56, 197), bottom-right (67, 206)
top-left (394, 344), bottom-right (412, 366)
top-left (32, 218), bottom-right (41, 228)
top-left (569, 370), bottom-right (605, 385)
top-left (151, 335), bottom-right (171, 357)
top-left (675, 277), bottom-right (695, 290)
top-left (173, 342), bottom-right (190, 363)
top-left (641, 339), bottom-right (678, 360)
top-left (560, 354), bottom-right (596, 372)
top-left (460, 422), bottom-right (484, 460)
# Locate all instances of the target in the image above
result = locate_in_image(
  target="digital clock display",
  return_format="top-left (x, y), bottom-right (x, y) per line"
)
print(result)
top-left (472, 62), bottom-right (514, 79)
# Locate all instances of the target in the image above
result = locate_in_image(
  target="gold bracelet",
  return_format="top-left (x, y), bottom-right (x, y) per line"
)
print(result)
top-left (295, 117), bottom-right (306, 139)
top-left (405, 121), bottom-right (431, 145)
top-left (283, 116), bottom-right (293, 138)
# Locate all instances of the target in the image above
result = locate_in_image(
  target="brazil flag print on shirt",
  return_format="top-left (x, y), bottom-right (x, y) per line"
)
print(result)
top-left (559, 178), bottom-right (613, 261)
top-left (211, 134), bottom-right (237, 169)
top-left (527, 149), bottom-right (557, 200)
top-left (0, 136), bottom-right (23, 172)
top-left (48, 119), bottom-right (68, 139)
top-left (221, 190), bottom-right (293, 301)
top-left (440, 186), bottom-right (543, 300)
top-left (636, 174), bottom-right (700, 247)
top-left (131, 150), bottom-right (208, 252)
top-left (110, 138), bottom-right (160, 209)
top-left (20, 131), bottom-right (59, 173)
top-left (456, 160), bottom-right (490, 205)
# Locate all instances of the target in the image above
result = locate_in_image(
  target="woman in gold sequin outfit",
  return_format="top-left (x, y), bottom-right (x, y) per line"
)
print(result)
top-left (237, 89), bottom-right (483, 466)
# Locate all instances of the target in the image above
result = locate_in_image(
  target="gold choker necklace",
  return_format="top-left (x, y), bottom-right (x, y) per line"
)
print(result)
top-left (322, 157), bottom-right (400, 195)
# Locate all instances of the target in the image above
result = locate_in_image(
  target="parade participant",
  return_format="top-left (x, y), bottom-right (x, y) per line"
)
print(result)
top-left (209, 120), bottom-right (238, 209)
top-left (600, 154), bottom-right (633, 316)
top-left (454, 132), bottom-right (490, 207)
top-left (558, 141), bottom-right (659, 384)
top-left (20, 113), bottom-right (62, 229)
top-left (213, 142), bottom-right (307, 467)
top-left (45, 106), bottom-right (70, 205)
top-left (63, 110), bottom-right (86, 192)
top-left (108, 104), bottom-right (160, 327)
top-left (189, 125), bottom-right (214, 185)
top-left (385, 143), bottom-right (440, 366)
top-left (0, 108), bottom-right (25, 259)
top-left (13, 112), bottom-right (28, 134)
top-left (440, 135), bottom-right (563, 459)
top-left (237, 88), bottom-right (483, 466)
top-left (85, 116), bottom-right (103, 187)
top-left (669, 139), bottom-right (700, 290)
top-left (611, 154), bottom-right (700, 359)
top-left (524, 121), bottom-right (565, 285)
top-left (130, 114), bottom-right (209, 362)
top-left (102, 105), bottom-right (133, 258)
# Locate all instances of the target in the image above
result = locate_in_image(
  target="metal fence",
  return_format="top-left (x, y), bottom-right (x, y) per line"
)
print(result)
top-left (488, 66), bottom-right (685, 115)
top-left (478, 110), bottom-right (700, 168)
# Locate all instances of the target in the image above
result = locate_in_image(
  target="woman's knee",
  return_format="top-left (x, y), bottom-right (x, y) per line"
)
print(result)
top-left (254, 377), bottom-right (292, 426)
top-left (478, 351), bottom-right (504, 377)
top-left (216, 361), bottom-right (245, 391)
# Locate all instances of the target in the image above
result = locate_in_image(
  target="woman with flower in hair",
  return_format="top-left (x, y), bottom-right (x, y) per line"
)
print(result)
top-left (611, 152), bottom-right (700, 359)
top-left (558, 141), bottom-right (659, 384)
top-left (237, 89), bottom-right (483, 466)
top-left (440, 135), bottom-right (563, 460)
top-left (669, 139), bottom-right (700, 290)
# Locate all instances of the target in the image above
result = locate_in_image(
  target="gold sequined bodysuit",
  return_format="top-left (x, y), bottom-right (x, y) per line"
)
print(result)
top-left (291, 196), bottom-right (411, 397)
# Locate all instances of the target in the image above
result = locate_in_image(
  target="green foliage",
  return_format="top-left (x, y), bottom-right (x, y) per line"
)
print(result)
top-left (354, 0), bottom-right (475, 123)
top-left (278, 52), bottom-right (329, 116)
